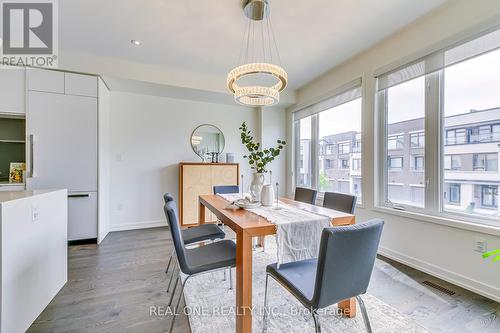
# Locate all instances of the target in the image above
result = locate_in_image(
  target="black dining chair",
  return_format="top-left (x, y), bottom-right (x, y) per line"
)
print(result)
top-left (294, 187), bottom-right (318, 205)
top-left (213, 185), bottom-right (240, 195)
top-left (322, 191), bottom-right (357, 214)
top-left (164, 197), bottom-right (236, 333)
top-left (262, 219), bottom-right (384, 333)
top-left (163, 193), bottom-right (225, 292)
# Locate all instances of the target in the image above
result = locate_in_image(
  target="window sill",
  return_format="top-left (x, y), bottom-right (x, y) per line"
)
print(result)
top-left (372, 205), bottom-right (500, 237)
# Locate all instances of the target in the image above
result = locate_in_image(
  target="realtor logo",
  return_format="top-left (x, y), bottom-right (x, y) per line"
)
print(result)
top-left (1, 0), bottom-right (58, 67)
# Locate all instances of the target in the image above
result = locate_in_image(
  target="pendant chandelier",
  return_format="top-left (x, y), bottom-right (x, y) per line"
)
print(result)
top-left (227, 0), bottom-right (288, 107)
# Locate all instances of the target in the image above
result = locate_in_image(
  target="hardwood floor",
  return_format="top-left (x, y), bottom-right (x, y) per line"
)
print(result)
top-left (29, 227), bottom-right (500, 333)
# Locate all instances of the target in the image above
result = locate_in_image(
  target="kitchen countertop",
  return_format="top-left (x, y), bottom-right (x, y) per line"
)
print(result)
top-left (0, 189), bottom-right (65, 204)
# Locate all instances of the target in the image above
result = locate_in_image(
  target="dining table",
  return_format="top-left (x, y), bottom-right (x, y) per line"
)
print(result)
top-left (198, 194), bottom-right (356, 333)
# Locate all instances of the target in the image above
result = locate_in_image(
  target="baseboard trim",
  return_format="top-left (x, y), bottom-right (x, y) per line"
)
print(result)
top-left (109, 220), bottom-right (167, 232)
top-left (379, 246), bottom-right (500, 302)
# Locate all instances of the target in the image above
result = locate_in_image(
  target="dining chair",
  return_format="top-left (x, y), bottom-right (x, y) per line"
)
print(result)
top-left (262, 219), bottom-right (384, 333)
top-left (163, 193), bottom-right (225, 292)
top-left (213, 185), bottom-right (240, 195)
top-left (322, 191), bottom-right (357, 214)
top-left (294, 187), bottom-right (318, 205)
top-left (163, 198), bottom-right (236, 333)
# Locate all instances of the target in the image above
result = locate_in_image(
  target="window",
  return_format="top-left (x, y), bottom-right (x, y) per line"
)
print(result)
top-left (444, 155), bottom-right (462, 170)
top-left (412, 155), bottom-right (424, 171)
top-left (389, 156), bottom-right (403, 170)
top-left (481, 185), bottom-right (498, 208)
top-left (339, 159), bottom-right (349, 169)
top-left (352, 158), bottom-right (361, 171)
top-left (473, 153), bottom-right (498, 171)
top-left (388, 134), bottom-right (404, 150)
top-left (377, 26), bottom-right (500, 223)
top-left (296, 116), bottom-right (312, 188)
top-left (410, 132), bottom-right (425, 148)
top-left (294, 80), bottom-right (362, 199)
top-left (338, 142), bottom-right (350, 154)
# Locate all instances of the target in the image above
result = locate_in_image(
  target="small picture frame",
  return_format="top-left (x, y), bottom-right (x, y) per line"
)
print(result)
top-left (9, 162), bottom-right (25, 183)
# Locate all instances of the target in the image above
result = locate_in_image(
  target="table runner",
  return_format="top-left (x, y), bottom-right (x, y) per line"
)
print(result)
top-left (217, 193), bottom-right (331, 265)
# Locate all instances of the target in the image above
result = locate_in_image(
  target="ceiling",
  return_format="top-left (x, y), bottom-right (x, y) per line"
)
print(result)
top-left (59, 0), bottom-right (448, 95)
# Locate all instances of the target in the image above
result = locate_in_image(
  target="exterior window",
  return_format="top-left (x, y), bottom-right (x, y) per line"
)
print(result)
top-left (388, 134), bottom-right (404, 150)
top-left (412, 155), bottom-right (424, 171)
top-left (352, 158), bottom-right (361, 171)
top-left (389, 157), bottom-right (403, 170)
top-left (446, 128), bottom-right (467, 145)
top-left (473, 153), bottom-right (498, 171)
top-left (339, 159), bottom-right (349, 169)
top-left (493, 124), bottom-right (500, 141)
top-left (324, 144), bottom-right (335, 155)
top-left (338, 142), bottom-right (350, 154)
top-left (449, 184), bottom-right (461, 204)
top-left (481, 185), bottom-right (498, 208)
top-left (444, 155), bottom-right (462, 170)
top-left (296, 116), bottom-right (312, 187)
top-left (410, 132), bottom-right (425, 148)
top-left (324, 159), bottom-right (334, 169)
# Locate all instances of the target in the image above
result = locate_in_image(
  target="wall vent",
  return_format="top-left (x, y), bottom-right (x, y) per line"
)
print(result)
top-left (422, 280), bottom-right (456, 296)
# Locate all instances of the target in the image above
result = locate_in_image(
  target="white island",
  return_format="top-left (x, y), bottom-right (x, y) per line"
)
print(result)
top-left (0, 189), bottom-right (67, 333)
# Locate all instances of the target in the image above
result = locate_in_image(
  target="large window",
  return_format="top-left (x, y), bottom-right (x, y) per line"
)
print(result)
top-left (294, 80), bottom-right (362, 200)
top-left (377, 26), bottom-right (500, 224)
top-left (296, 116), bottom-right (312, 188)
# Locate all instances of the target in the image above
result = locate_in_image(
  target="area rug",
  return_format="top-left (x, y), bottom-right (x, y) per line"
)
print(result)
top-left (183, 239), bottom-right (429, 333)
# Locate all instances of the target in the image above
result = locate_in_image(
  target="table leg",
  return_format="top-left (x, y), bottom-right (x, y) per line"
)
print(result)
top-left (338, 298), bottom-right (356, 318)
top-left (236, 230), bottom-right (253, 333)
top-left (198, 201), bottom-right (205, 224)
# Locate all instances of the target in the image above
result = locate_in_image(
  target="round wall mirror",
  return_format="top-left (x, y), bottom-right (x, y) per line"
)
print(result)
top-left (191, 124), bottom-right (225, 161)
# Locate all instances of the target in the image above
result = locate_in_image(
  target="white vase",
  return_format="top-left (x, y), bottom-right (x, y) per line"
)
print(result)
top-left (250, 172), bottom-right (265, 202)
top-left (261, 184), bottom-right (275, 206)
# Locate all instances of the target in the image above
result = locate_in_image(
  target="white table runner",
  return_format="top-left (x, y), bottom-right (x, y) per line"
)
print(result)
top-left (217, 193), bottom-right (331, 265)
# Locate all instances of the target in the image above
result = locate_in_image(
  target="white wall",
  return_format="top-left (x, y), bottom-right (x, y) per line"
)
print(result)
top-left (259, 107), bottom-right (287, 196)
top-left (98, 78), bottom-right (111, 243)
top-left (109, 92), bottom-right (258, 231)
top-left (288, 0), bottom-right (500, 301)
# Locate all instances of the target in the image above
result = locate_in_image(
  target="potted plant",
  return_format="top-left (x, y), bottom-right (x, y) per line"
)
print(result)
top-left (239, 122), bottom-right (286, 201)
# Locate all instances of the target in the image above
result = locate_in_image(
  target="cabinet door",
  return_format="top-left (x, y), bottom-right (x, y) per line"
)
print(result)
top-left (27, 68), bottom-right (64, 94)
top-left (211, 165), bottom-right (238, 187)
top-left (26, 91), bottom-right (97, 191)
top-left (67, 192), bottom-right (98, 240)
top-left (65, 73), bottom-right (97, 97)
top-left (181, 165), bottom-right (211, 225)
top-left (0, 66), bottom-right (25, 114)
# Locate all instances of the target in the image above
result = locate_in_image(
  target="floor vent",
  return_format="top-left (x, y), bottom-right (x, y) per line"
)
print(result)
top-left (422, 280), bottom-right (456, 296)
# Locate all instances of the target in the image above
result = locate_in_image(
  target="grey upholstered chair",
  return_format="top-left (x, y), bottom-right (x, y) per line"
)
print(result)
top-left (213, 185), bottom-right (239, 195)
top-left (163, 193), bottom-right (225, 292)
top-left (262, 219), bottom-right (384, 333)
top-left (322, 191), bottom-right (357, 214)
top-left (164, 197), bottom-right (236, 333)
top-left (294, 187), bottom-right (318, 205)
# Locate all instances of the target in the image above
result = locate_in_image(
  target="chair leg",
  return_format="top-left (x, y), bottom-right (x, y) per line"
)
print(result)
top-left (167, 262), bottom-right (177, 292)
top-left (169, 277), bottom-right (189, 333)
top-left (165, 251), bottom-right (173, 274)
top-left (312, 310), bottom-right (321, 333)
top-left (223, 269), bottom-right (227, 281)
top-left (168, 276), bottom-right (180, 307)
top-left (229, 267), bottom-right (233, 290)
top-left (356, 295), bottom-right (372, 333)
top-left (262, 274), bottom-right (270, 333)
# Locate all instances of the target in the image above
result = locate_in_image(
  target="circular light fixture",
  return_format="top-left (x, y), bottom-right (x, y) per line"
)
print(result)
top-left (130, 39), bottom-right (142, 46)
top-left (227, 0), bottom-right (287, 107)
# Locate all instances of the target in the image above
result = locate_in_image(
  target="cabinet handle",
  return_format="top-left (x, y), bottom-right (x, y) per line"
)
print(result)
top-left (29, 134), bottom-right (34, 177)
top-left (68, 194), bottom-right (90, 198)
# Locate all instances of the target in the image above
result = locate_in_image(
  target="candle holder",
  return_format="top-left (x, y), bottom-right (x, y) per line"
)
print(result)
top-left (274, 182), bottom-right (281, 210)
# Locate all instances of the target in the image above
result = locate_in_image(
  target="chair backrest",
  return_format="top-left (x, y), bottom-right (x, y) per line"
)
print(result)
top-left (322, 191), bottom-right (357, 214)
top-left (213, 185), bottom-right (239, 195)
top-left (163, 193), bottom-right (189, 273)
top-left (294, 187), bottom-right (318, 205)
top-left (312, 219), bottom-right (384, 309)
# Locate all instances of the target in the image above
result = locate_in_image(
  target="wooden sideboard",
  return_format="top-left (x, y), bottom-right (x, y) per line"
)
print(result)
top-left (179, 162), bottom-right (239, 226)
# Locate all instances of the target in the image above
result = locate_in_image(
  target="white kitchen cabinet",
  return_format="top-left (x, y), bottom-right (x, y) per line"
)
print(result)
top-left (27, 68), bottom-right (64, 94)
top-left (67, 192), bottom-right (98, 240)
top-left (0, 66), bottom-right (25, 114)
top-left (65, 73), bottom-right (98, 97)
top-left (26, 91), bottom-right (98, 192)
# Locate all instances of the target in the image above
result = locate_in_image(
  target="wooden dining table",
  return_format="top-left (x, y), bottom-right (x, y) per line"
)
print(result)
top-left (198, 194), bottom-right (356, 333)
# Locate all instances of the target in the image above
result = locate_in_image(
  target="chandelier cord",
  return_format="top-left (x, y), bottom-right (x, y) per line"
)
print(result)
top-left (268, 14), bottom-right (282, 67)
